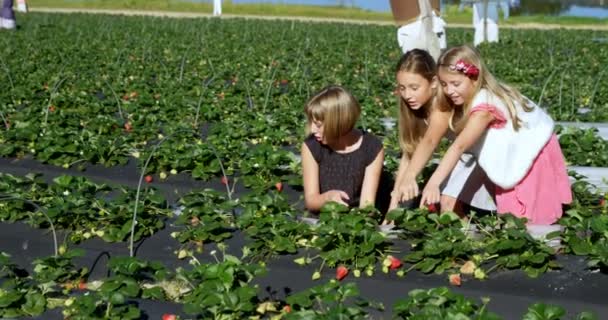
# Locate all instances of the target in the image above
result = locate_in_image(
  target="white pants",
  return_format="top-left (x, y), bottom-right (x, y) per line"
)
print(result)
top-left (17, 0), bottom-right (26, 13)
top-left (213, 0), bottom-right (222, 16)
top-left (0, 18), bottom-right (15, 29)
top-left (474, 20), bottom-right (499, 46)
top-left (473, 2), bottom-right (499, 46)
top-left (441, 153), bottom-right (497, 211)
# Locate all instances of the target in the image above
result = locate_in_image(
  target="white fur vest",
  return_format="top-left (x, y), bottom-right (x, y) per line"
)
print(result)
top-left (467, 89), bottom-right (554, 189)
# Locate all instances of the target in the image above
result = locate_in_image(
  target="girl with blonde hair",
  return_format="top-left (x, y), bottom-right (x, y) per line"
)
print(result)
top-left (421, 45), bottom-right (571, 225)
top-left (301, 85), bottom-right (384, 211)
top-left (388, 49), bottom-right (495, 218)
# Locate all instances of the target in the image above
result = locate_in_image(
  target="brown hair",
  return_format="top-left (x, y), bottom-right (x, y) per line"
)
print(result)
top-left (304, 85), bottom-right (361, 143)
top-left (395, 49), bottom-right (440, 157)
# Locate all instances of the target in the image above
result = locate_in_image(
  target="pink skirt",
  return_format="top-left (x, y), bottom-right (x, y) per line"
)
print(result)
top-left (495, 134), bottom-right (572, 225)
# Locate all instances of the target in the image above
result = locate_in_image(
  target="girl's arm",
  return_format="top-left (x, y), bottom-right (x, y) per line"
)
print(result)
top-left (302, 143), bottom-right (349, 210)
top-left (420, 111), bottom-right (494, 206)
top-left (359, 148), bottom-right (385, 208)
top-left (388, 154), bottom-right (410, 211)
top-left (391, 108), bottom-right (451, 205)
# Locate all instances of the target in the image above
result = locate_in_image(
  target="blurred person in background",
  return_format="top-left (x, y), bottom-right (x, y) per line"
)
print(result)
top-left (390, 0), bottom-right (447, 61)
top-left (1, 0), bottom-right (15, 29)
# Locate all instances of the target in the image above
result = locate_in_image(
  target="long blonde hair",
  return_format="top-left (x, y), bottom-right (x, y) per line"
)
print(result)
top-left (437, 45), bottom-right (533, 133)
top-left (304, 85), bottom-right (361, 144)
top-left (395, 49), bottom-right (441, 157)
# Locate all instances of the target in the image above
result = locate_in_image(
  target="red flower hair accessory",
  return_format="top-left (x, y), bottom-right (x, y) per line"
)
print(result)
top-left (450, 59), bottom-right (479, 79)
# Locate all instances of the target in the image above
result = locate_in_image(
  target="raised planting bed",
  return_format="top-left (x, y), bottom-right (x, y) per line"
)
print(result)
top-left (569, 166), bottom-right (608, 192)
top-left (0, 155), bottom-right (607, 319)
top-left (557, 122), bottom-right (608, 141)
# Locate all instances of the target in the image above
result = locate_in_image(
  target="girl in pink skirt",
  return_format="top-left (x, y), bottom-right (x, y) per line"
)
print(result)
top-left (420, 45), bottom-right (572, 225)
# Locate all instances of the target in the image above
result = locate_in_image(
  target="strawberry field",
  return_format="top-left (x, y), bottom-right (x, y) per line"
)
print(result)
top-left (0, 12), bottom-right (607, 319)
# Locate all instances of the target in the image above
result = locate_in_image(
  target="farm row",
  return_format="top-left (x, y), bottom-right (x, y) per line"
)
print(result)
top-left (0, 13), bottom-right (607, 181)
top-left (0, 12), bottom-right (607, 319)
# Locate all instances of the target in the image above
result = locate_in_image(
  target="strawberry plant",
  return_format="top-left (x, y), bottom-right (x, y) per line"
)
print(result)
top-left (107, 256), bottom-right (171, 301)
top-left (557, 126), bottom-right (608, 167)
top-left (523, 303), bottom-right (597, 320)
top-left (0, 252), bottom-right (47, 318)
top-left (397, 211), bottom-right (479, 275)
top-left (238, 143), bottom-right (298, 191)
top-left (388, 209), bottom-right (560, 278)
top-left (172, 189), bottom-right (236, 253)
top-left (61, 293), bottom-right (141, 320)
top-left (237, 192), bottom-right (312, 260)
top-left (297, 203), bottom-right (390, 277)
top-left (393, 287), bottom-right (500, 319)
top-left (284, 280), bottom-right (383, 317)
top-left (0, 173), bottom-right (170, 244)
top-left (478, 214), bottom-right (560, 278)
top-left (32, 249), bottom-right (88, 295)
top-left (179, 256), bottom-right (267, 318)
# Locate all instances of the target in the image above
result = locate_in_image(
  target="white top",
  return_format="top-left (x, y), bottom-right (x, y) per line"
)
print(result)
top-left (468, 89), bottom-right (554, 189)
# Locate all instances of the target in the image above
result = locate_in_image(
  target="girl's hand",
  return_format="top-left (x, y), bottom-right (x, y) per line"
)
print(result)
top-left (420, 182), bottom-right (441, 208)
top-left (322, 190), bottom-right (350, 207)
top-left (392, 176), bottom-right (419, 203)
top-left (381, 219), bottom-right (394, 226)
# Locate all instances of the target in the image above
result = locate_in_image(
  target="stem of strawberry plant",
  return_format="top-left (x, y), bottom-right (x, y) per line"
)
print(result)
top-left (244, 78), bottom-right (254, 109)
top-left (207, 142), bottom-right (232, 201)
top-left (588, 64), bottom-right (608, 110)
top-left (558, 69), bottom-right (566, 108)
top-left (194, 76), bottom-right (215, 127)
top-left (104, 79), bottom-right (125, 121)
top-left (43, 75), bottom-right (68, 130)
top-left (0, 111), bottom-right (9, 130)
top-left (262, 65), bottom-right (278, 114)
top-left (0, 57), bottom-right (15, 105)
top-left (537, 67), bottom-right (559, 108)
top-left (179, 48), bottom-right (188, 83)
top-left (129, 128), bottom-right (193, 256)
top-left (0, 196), bottom-right (58, 257)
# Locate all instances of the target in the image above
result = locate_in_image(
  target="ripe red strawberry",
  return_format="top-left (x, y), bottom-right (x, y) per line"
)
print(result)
top-left (78, 280), bottom-right (87, 290)
top-left (283, 305), bottom-right (292, 313)
top-left (388, 256), bottom-right (402, 270)
top-left (336, 265), bottom-right (349, 281)
top-left (449, 273), bottom-right (461, 286)
top-left (275, 182), bottom-right (283, 192)
top-left (124, 122), bottom-right (133, 132)
top-left (144, 175), bottom-right (153, 183)
top-left (162, 314), bottom-right (177, 320)
top-left (427, 203), bottom-right (438, 213)
top-left (600, 198), bottom-right (606, 206)
top-left (220, 176), bottom-right (228, 185)
top-left (48, 105), bottom-right (56, 112)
